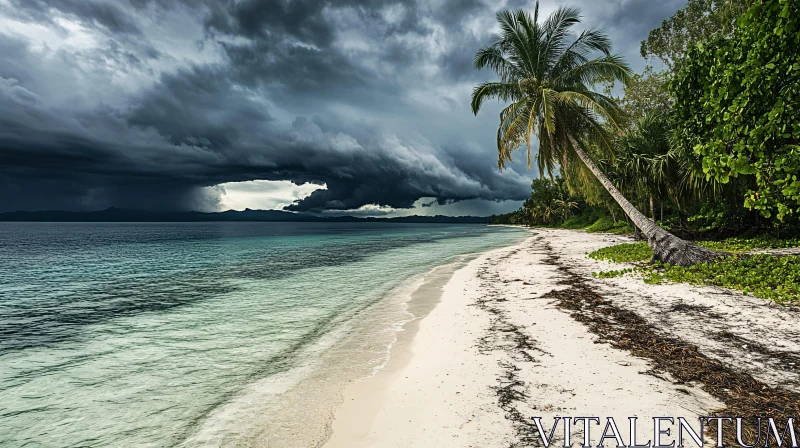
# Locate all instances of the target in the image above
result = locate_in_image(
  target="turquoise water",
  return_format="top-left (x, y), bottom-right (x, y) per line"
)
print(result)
top-left (0, 222), bottom-right (524, 447)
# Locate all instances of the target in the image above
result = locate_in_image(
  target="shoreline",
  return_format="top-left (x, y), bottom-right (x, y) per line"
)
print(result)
top-left (323, 242), bottom-right (518, 447)
top-left (181, 236), bottom-right (525, 448)
top-left (321, 256), bottom-right (479, 446)
top-left (320, 229), bottom-right (800, 447)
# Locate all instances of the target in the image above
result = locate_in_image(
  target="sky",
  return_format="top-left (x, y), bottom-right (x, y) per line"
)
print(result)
top-left (0, 0), bottom-right (684, 216)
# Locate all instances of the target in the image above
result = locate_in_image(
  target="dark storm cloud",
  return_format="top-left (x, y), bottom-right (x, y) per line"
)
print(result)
top-left (203, 0), bottom-right (336, 44)
top-left (128, 66), bottom-right (274, 149)
top-left (563, 0), bottom-right (686, 70)
top-left (0, 0), bottom-right (684, 213)
top-left (220, 39), bottom-right (368, 97)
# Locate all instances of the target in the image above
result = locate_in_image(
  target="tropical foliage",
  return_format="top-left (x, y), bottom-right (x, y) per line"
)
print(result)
top-left (672, 0), bottom-right (800, 221)
top-left (485, 0), bottom-right (800, 303)
top-left (589, 242), bottom-right (652, 263)
top-left (524, 177), bottom-right (573, 226)
top-left (491, 177), bottom-right (577, 226)
top-left (618, 67), bottom-right (673, 123)
top-left (640, 0), bottom-right (755, 69)
top-left (490, 0), bottom-right (800, 243)
top-left (588, 242), bottom-right (800, 303)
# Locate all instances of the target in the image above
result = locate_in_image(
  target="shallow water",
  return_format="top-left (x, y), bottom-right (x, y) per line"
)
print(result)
top-left (0, 222), bottom-right (524, 447)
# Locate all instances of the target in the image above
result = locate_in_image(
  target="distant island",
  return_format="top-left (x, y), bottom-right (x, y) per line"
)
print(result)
top-left (0, 207), bottom-right (491, 224)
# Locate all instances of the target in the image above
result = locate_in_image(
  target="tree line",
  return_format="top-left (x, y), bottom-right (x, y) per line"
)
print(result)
top-left (480, 0), bottom-right (799, 264)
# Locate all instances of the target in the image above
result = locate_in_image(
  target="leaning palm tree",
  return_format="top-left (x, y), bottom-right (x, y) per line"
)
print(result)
top-left (471, 4), bottom-right (723, 265)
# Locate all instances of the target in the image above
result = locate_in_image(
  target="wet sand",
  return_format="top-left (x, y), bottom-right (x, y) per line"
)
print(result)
top-left (321, 229), bottom-right (800, 447)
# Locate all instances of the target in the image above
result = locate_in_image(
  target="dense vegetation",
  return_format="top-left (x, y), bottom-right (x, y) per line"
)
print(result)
top-left (588, 240), bottom-right (800, 303)
top-left (473, 2), bottom-right (726, 266)
top-left (489, 0), bottom-right (800, 241)
top-left (673, 0), bottom-right (800, 221)
top-left (481, 0), bottom-right (800, 301)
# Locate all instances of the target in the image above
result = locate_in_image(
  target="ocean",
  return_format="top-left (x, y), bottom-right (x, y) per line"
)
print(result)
top-left (0, 222), bottom-right (525, 447)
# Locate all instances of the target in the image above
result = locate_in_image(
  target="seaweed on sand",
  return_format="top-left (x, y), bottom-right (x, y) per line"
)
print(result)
top-left (543, 249), bottom-right (800, 446)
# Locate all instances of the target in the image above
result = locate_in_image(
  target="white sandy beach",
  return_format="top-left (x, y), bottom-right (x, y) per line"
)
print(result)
top-left (322, 229), bottom-right (800, 447)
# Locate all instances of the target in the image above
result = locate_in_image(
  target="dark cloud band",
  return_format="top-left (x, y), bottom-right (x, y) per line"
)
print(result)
top-left (0, 0), bottom-right (681, 213)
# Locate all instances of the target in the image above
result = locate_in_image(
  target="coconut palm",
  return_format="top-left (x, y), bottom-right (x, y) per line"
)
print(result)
top-left (615, 112), bottom-right (675, 220)
top-left (615, 111), bottom-right (701, 228)
top-left (554, 198), bottom-right (578, 222)
top-left (471, 4), bottom-right (723, 265)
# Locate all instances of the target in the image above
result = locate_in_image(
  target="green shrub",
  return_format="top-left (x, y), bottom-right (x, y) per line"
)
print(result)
top-left (585, 217), bottom-right (632, 234)
top-left (559, 208), bottom-right (603, 229)
top-left (586, 217), bottom-right (614, 232)
top-left (589, 242), bottom-right (652, 263)
top-left (672, 0), bottom-right (800, 220)
top-left (562, 216), bottom-right (590, 229)
top-left (608, 221), bottom-right (633, 235)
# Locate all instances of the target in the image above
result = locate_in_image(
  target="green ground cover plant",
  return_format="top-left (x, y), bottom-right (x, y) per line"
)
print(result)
top-left (644, 256), bottom-right (800, 304)
top-left (588, 242), bottom-right (652, 263)
top-left (591, 268), bottom-right (635, 279)
top-left (696, 235), bottom-right (800, 253)
top-left (589, 241), bottom-right (800, 303)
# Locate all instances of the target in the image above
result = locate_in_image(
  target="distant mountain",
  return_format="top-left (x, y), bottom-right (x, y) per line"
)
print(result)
top-left (0, 207), bottom-right (490, 224)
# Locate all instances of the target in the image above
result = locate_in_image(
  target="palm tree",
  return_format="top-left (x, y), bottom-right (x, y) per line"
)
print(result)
top-left (471, 4), bottom-right (723, 265)
top-left (554, 198), bottom-right (578, 222)
top-left (615, 112), bottom-right (675, 221)
top-left (615, 111), bottom-right (699, 229)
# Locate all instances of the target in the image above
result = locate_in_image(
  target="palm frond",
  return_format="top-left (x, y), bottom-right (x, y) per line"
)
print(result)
top-left (554, 54), bottom-right (633, 87)
top-left (553, 90), bottom-right (625, 131)
top-left (497, 99), bottom-right (531, 169)
top-left (541, 5), bottom-right (581, 69)
top-left (471, 81), bottom-right (520, 114)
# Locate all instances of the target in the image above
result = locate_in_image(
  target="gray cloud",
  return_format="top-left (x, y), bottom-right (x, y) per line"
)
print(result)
top-left (0, 0), bottom-right (682, 214)
top-left (4, 0), bottom-right (143, 35)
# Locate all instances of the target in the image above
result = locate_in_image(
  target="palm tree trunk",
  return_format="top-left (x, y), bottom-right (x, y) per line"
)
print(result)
top-left (572, 145), bottom-right (724, 266)
top-left (649, 195), bottom-right (655, 222)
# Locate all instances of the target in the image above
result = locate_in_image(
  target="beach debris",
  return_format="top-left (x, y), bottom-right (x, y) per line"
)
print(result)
top-left (473, 248), bottom-right (550, 447)
top-left (540, 244), bottom-right (800, 446)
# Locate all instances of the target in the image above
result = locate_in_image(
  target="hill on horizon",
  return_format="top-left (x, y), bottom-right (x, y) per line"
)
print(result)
top-left (0, 207), bottom-right (491, 224)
